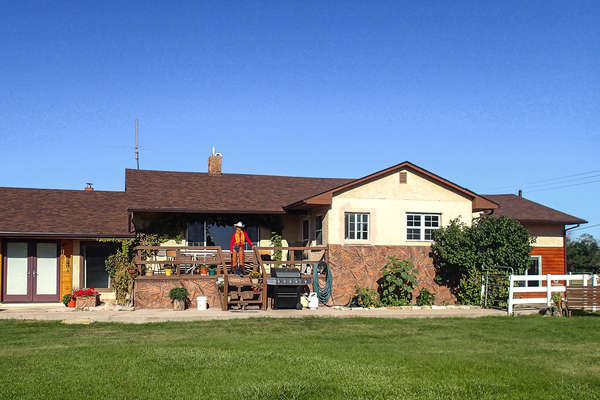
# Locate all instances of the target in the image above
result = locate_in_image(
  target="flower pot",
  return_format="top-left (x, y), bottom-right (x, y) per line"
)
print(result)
top-left (251, 278), bottom-right (259, 285)
top-left (165, 268), bottom-right (172, 276)
top-left (67, 299), bottom-right (76, 308)
top-left (76, 295), bottom-right (100, 309)
top-left (208, 269), bottom-right (216, 276)
top-left (128, 269), bottom-right (138, 275)
top-left (145, 269), bottom-right (154, 277)
top-left (173, 299), bottom-right (185, 311)
top-left (200, 266), bottom-right (209, 275)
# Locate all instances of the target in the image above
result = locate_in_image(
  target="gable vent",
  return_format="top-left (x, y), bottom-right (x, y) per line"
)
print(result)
top-left (399, 171), bottom-right (407, 184)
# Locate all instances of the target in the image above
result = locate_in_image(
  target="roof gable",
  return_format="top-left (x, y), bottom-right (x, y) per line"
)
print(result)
top-left (285, 161), bottom-right (498, 211)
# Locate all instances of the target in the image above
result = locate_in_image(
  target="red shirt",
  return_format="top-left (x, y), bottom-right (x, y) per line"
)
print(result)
top-left (230, 230), bottom-right (253, 251)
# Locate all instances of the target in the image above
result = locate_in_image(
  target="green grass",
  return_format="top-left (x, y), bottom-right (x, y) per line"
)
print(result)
top-left (0, 316), bottom-right (598, 399)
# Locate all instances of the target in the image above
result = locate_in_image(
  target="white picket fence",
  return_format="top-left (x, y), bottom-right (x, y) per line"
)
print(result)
top-left (507, 273), bottom-right (599, 315)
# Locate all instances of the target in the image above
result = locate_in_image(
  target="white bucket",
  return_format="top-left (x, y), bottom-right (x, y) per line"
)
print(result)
top-left (197, 296), bottom-right (208, 311)
top-left (308, 292), bottom-right (319, 310)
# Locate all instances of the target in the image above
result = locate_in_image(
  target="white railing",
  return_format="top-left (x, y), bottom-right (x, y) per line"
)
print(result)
top-left (507, 273), bottom-right (599, 315)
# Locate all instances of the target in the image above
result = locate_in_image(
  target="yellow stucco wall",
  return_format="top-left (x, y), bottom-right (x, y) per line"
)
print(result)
top-left (523, 223), bottom-right (564, 247)
top-left (328, 169), bottom-right (473, 246)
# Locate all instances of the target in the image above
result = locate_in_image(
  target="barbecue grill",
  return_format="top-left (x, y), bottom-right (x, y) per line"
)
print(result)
top-left (267, 268), bottom-right (312, 309)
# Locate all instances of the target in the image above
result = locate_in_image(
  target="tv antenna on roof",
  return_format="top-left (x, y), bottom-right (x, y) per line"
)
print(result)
top-left (135, 119), bottom-right (140, 169)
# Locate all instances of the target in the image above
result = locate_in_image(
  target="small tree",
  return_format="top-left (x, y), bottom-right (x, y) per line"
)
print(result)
top-left (431, 216), bottom-right (533, 305)
top-left (567, 234), bottom-right (600, 273)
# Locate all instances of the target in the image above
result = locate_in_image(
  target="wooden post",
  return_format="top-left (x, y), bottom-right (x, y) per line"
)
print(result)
top-left (546, 274), bottom-right (552, 306)
top-left (507, 274), bottom-right (514, 315)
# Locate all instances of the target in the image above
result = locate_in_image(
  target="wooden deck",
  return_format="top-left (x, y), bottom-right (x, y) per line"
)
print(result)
top-left (133, 245), bottom-right (328, 310)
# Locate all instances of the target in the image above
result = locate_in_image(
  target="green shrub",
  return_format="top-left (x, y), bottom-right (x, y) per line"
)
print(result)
top-left (169, 287), bottom-right (188, 302)
top-left (62, 294), bottom-right (72, 306)
top-left (431, 216), bottom-right (533, 305)
top-left (354, 286), bottom-right (381, 308)
top-left (416, 289), bottom-right (435, 306)
top-left (379, 257), bottom-right (418, 306)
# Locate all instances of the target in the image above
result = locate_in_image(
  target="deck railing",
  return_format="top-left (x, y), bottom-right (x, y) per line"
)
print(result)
top-left (133, 246), bottom-right (227, 276)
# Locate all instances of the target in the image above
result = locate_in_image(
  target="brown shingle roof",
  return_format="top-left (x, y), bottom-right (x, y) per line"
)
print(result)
top-left (483, 194), bottom-right (587, 225)
top-left (125, 169), bottom-right (353, 214)
top-left (0, 187), bottom-right (131, 237)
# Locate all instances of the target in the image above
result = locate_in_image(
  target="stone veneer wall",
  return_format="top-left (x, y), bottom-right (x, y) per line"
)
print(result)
top-left (134, 277), bottom-right (222, 309)
top-left (327, 244), bottom-right (456, 305)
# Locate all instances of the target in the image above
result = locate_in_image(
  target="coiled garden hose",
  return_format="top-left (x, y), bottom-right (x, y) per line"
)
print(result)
top-left (313, 261), bottom-right (332, 304)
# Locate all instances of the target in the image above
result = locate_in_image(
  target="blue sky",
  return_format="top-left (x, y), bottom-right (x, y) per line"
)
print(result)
top-left (1, 1), bottom-right (599, 238)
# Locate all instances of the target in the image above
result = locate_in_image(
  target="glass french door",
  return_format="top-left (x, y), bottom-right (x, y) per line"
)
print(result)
top-left (2, 241), bottom-right (59, 302)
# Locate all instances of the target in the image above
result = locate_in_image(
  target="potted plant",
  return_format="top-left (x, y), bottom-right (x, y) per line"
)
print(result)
top-left (144, 266), bottom-right (154, 277)
top-left (169, 287), bottom-right (188, 311)
top-left (73, 288), bottom-right (100, 308)
top-left (248, 270), bottom-right (261, 285)
top-left (200, 264), bottom-right (209, 275)
top-left (164, 266), bottom-right (173, 276)
top-left (127, 266), bottom-right (138, 276)
top-left (62, 293), bottom-right (76, 308)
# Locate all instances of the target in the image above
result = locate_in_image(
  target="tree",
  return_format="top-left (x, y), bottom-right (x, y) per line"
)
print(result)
top-left (566, 234), bottom-right (600, 273)
top-left (431, 216), bottom-right (533, 305)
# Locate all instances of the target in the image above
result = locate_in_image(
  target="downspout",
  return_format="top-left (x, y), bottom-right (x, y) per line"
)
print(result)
top-left (563, 224), bottom-right (581, 273)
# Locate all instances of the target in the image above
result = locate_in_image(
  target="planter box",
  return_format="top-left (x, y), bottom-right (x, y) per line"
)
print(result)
top-left (76, 295), bottom-right (100, 309)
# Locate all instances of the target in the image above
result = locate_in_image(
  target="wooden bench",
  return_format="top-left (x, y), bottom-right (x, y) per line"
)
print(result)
top-left (565, 286), bottom-right (600, 317)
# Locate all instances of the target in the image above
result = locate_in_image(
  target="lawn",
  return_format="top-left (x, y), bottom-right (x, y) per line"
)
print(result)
top-left (0, 316), bottom-right (598, 400)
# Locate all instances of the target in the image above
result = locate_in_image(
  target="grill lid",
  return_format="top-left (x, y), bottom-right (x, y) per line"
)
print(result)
top-left (270, 268), bottom-right (301, 278)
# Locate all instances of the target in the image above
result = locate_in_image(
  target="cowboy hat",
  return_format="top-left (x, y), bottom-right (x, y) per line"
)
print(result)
top-left (234, 221), bottom-right (245, 228)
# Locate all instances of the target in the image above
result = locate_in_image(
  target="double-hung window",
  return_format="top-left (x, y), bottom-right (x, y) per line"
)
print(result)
top-left (406, 213), bottom-right (440, 241)
top-left (345, 212), bottom-right (369, 240)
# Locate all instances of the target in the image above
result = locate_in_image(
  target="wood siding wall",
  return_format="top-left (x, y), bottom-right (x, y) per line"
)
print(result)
top-left (59, 240), bottom-right (73, 299)
top-left (531, 247), bottom-right (565, 275)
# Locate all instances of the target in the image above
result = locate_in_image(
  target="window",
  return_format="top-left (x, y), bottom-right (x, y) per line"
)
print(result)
top-left (302, 220), bottom-right (309, 243)
top-left (187, 222), bottom-right (258, 250)
top-left (345, 212), bottom-right (369, 240)
top-left (406, 213), bottom-right (440, 241)
top-left (82, 243), bottom-right (113, 289)
top-left (315, 216), bottom-right (323, 245)
top-left (526, 256), bottom-right (542, 287)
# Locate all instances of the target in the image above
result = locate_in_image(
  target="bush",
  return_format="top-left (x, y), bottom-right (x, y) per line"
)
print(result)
top-left (379, 257), bottom-right (418, 306)
top-left (431, 216), bottom-right (533, 305)
top-left (416, 289), bottom-right (435, 306)
top-left (169, 287), bottom-right (188, 302)
top-left (354, 286), bottom-right (381, 308)
top-left (62, 294), bottom-right (72, 306)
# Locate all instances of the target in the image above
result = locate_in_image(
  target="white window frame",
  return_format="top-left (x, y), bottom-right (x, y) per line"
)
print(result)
top-left (345, 212), bottom-right (370, 241)
top-left (526, 255), bottom-right (542, 287)
top-left (406, 213), bottom-right (441, 241)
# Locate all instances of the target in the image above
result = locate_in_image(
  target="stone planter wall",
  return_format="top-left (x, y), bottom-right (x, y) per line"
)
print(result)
top-left (326, 244), bottom-right (456, 305)
top-left (134, 276), bottom-right (221, 309)
top-left (75, 295), bottom-right (100, 308)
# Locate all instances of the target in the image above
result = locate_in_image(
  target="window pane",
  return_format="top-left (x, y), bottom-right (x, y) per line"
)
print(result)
top-left (302, 220), bottom-right (309, 241)
top-left (344, 214), bottom-right (349, 239)
top-left (430, 215), bottom-right (439, 227)
top-left (315, 216), bottom-right (323, 231)
top-left (407, 228), bottom-right (420, 240)
top-left (187, 222), bottom-right (205, 245)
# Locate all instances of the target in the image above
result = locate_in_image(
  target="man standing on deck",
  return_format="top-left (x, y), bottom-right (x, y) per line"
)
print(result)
top-left (230, 221), bottom-right (254, 274)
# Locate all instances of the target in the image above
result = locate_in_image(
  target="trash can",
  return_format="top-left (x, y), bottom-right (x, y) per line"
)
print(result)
top-left (308, 292), bottom-right (319, 310)
top-left (197, 296), bottom-right (208, 311)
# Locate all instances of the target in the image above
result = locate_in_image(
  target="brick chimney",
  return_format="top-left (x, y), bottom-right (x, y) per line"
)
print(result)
top-left (85, 182), bottom-right (94, 191)
top-left (208, 146), bottom-right (222, 176)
